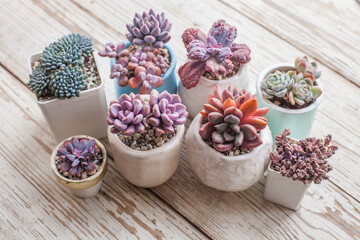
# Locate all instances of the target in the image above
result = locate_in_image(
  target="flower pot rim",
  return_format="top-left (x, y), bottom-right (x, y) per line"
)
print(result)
top-left (257, 63), bottom-right (324, 115)
top-left (108, 123), bottom-right (185, 157)
top-left (50, 135), bottom-right (108, 190)
top-left (111, 41), bottom-right (177, 85)
top-left (29, 52), bottom-right (104, 105)
top-left (267, 162), bottom-right (311, 186)
top-left (191, 113), bottom-right (271, 162)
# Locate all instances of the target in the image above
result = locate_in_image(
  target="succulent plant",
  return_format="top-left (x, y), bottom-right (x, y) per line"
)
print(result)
top-left (179, 19), bottom-right (251, 89)
top-left (130, 65), bottom-right (163, 94)
top-left (27, 66), bottom-right (51, 98)
top-left (49, 66), bottom-right (87, 99)
top-left (107, 93), bottom-right (151, 135)
top-left (261, 70), bottom-right (294, 99)
top-left (98, 42), bottom-right (125, 58)
top-left (28, 33), bottom-right (94, 100)
top-left (148, 90), bottom-right (188, 134)
top-left (199, 86), bottom-right (268, 152)
top-left (58, 137), bottom-right (100, 176)
top-left (270, 129), bottom-right (338, 184)
top-left (295, 56), bottom-right (321, 81)
top-left (126, 9), bottom-right (171, 49)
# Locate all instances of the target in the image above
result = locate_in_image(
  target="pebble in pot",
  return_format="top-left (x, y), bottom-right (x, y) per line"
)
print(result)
top-left (99, 9), bottom-right (178, 97)
top-left (186, 85), bottom-right (273, 191)
top-left (51, 135), bottom-right (108, 198)
top-left (107, 90), bottom-right (188, 188)
top-left (178, 19), bottom-right (251, 118)
top-left (264, 129), bottom-right (338, 210)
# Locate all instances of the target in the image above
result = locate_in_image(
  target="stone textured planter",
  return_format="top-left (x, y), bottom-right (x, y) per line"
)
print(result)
top-left (264, 164), bottom-right (311, 210)
top-left (108, 124), bottom-right (185, 188)
top-left (50, 135), bottom-right (108, 198)
top-left (29, 53), bottom-right (108, 142)
top-left (256, 63), bottom-right (323, 140)
top-left (179, 63), bottom-right (249, 119)
top-left (185, 113), bottom-right (272, 192)
top-left (111, 41), bottom-right (178, 98)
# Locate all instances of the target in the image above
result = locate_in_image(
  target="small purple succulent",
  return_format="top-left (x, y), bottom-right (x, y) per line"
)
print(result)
top-left (179, 19), bottom-right (251, 89)
top-left (148, 90), bottom-right (188, 134)
top-left (58, 137), bottom-right (100, 177)
top-left (126, 9), bottom-right (171, 48)
top-left (107, 93), bottom-right (151, 135)
top-left (98, 42), bottom-right (125, 58)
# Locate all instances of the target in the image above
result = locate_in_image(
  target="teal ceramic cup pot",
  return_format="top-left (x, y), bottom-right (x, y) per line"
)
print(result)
top-left (111, 41), bottom-right (178, 98)
top-left (256, 63), bottom-right (323, 141)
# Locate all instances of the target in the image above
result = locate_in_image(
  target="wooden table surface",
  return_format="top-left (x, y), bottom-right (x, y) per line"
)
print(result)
top-left (1, 0), bottom-right (359, 239)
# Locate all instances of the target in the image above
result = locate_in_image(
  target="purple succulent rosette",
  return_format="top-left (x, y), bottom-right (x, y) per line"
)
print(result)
top-left (58, 137), bottom-right (100, 177)
top-left (178, 19), bottom-right (251, 89)
top-left (107, 93), bottom-right (151, 135)
top-left (270, 129), bottom-right (338, 184)
top-left (148, 90), bottom-right (188, 134)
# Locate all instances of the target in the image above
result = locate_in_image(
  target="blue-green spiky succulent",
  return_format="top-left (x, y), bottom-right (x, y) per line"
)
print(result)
top-left (27, 66), bottom-right (52, 98)
top-left (49, 66), bottom-right (87, 99)
top-left (60, 33), bottom-right (94, 57)
top-left (28, 33), bottom-right (94, 100)
top-left (261, 70), bottom-right (294, 99)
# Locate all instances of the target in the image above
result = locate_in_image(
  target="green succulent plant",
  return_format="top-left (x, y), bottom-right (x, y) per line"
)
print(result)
top-left (288, 73), bottom-right (322, 106)
top-left (261, 70), bottom-right (294, 99)
top-left (27, 66), bottom-right (51, 98)
top-left (49, 66), bottom-right (87, 99)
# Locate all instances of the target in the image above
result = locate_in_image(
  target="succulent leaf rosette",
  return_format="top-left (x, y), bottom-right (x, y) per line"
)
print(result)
top-left (99, 9), bottom-right (172, 94)
top-left (199, 85), bottom-right (269, 152)
top-left (178, 19), bottom-right (251, 89)
top-left (261, 56), bottom-right (323, 107)
top-left (27, 33), bottom-right (94, 99)
top-left (107, 90), bottom-right (188, 137)
top-left (270, 129), bottom-right (338, 184)
top-left (58, 137), bottom-right (100, 177)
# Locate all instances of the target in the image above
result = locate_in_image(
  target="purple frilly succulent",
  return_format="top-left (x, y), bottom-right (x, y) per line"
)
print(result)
top-left (58, 137), bottom-right (100, 176)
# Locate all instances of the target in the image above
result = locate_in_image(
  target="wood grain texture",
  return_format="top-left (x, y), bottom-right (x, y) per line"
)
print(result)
top-left (221, 0), bottom-right (360, 87)
top-left (0, 67), bottom-right (207, 240)
top-left (0, 0), bottom-right (360, 239)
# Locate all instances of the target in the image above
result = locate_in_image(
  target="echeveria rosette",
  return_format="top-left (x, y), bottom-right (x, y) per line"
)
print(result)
top-left (178, 19), bottom-right (251, 89)
top-left (59, 33), bottom-right (94, 57)
top-left (288, 74), bottom-right (322, 106)
top-left (295, 56), bottom-right (321, 81)
top-left (261, 70), bottom-right (294, 99)
top-left (107, 93), bottom-right (151, 135)
top-left (199, 86), bottom-right (269, 152)
top-left (126, 9), bottom-right (171, 49)
top-left (270, 129), bottom-right (338, 184)
top-left (58, 137), bottom-right (100, 177)
top-left (148, 90), bottom-right (188, 135)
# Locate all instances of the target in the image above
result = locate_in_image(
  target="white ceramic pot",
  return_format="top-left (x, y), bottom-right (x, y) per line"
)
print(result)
top-left (264, 164), bottom-right (311, 210)
top-left (29, 53), bottom-right (108, 142)
top-left (185, 113), bottom-right (273, 192)
top-left (107, 124), bottom-right (185, 188)
top-left (256, 63), bottom-right (323, 140)
top-left (50, 135), bottom-right (108, 198)
top-left (179, 63), bottom-right (249, 119)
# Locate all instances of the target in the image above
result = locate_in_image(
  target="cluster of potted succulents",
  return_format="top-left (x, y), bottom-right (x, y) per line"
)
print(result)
top-left (99, 9), bottom-right (177, 97)
top-left (107, 90), bottom-right (188, 187)
top-left (257, 56), bottom-right (323, 140)
top-left (28, 33), bottom-right (108, 142)
top-left (27, 12), bottom-right (337, 205)
top-left (264, 129), bottom-right (338, 210)
top-left (186, 86), bottom-right (273, 191)
top-left (178, 19), bottom-right (252, 118)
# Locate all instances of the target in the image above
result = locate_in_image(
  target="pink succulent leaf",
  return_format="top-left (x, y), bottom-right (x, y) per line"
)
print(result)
top-left (132, 99), bottom-right (143, 115)
top-left (230, 43), bottom-right (251, 63)
top-left (110, 126), bottom-right (120, 134)
top-left (205, 58), bottom-right (234, 77)
top-left (182, 28), bottom-right (207, 48)
top-left (85, 162), bottom-right (96, 175)
top-left (66, 154), bottom-right (76, 162)
top-left (69, 166), bottom-right (79, 176)
top-left (171, 94), bottom-right (181, 104)
top-left (159, 99), bottom-right (168, 113)
top-left (152, 104), bottom-right (161, 117)
top-left (149, 89), bottom-right (160, 106)
top-left (72, 138), bottom-right (80, 148)
top-left (174, 116), bottom-right (186, 125)
top-left (187, 40), bottom-right (209, 61)
top-left (135, 122), bottom-right (146, 133)
top-left (123, 125), bottom-right (135, 135)
top-left (132, 114), bottom-right (143, 125)
top-left (217, 47), bottom-right (232, 62)
top-left (78, 140), bottom-right (85, 152)
top-left (71, 159), bottom-right (80, 168)
top-left (57, 147), bottom-right (68, 156)
top-left (208, 19), bottom-right (237, 47)
top-left (149, 117), bottom-right (161, 127)
top-left (178, 61), bottom-right (206, 89)
top-left (159, 91), bottom-right (172, 103)
top-left (109, 103), bottom-right (121, 118)
top-left (60, 161), bottom-right (71, 172)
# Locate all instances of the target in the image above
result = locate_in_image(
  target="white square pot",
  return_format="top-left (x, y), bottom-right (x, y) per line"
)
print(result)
top-left (264, 164), bottom-right (311, 210)
top-left (29, 53), bottom-right (108, 142)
